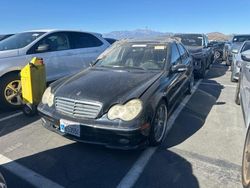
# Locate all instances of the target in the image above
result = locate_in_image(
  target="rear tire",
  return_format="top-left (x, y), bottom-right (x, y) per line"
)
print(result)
top-left (149, 100), bottom-right (168, 146)
top-left (242, 125), bottom-right (250, 188)
top-left (0, 73), bottom-right (22, 109)
top-left (198, 61), bottom-right (206, 79)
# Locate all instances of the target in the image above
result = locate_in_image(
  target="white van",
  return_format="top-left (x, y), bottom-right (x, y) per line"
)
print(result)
top-left (0, 30), bottom-right (110, 108)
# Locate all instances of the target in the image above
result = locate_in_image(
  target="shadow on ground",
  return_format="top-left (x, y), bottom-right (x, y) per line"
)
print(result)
top-left (161, 62), bottom-right (227, 148)
top-left (0, 115), bottom-right (40, 137)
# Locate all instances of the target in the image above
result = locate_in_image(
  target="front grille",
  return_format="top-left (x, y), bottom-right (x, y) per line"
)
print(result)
top-left (55, 97), bottom-right (102, 119)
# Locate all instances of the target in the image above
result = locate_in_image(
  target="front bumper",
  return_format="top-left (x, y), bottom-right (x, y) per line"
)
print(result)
top-left (38, 105), bottom-right (149, 149)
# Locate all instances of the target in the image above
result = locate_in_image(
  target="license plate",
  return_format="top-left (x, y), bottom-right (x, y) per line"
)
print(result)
top-left (59, 119), bottom-right (80, 137)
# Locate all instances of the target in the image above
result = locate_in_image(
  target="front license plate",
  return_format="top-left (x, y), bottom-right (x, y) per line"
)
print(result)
top-left (59, 119), bottom-right (80, 137)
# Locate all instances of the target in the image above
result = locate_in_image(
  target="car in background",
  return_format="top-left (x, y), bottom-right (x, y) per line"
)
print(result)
top-left (0, 172), bottom-right (7, 188)
top-left (231, 41), bottom-right (250, 82)
top-left (209, 41), bottom-right (225, 61)
top-left (38, 38), bottom-right (194, 149)
top-left (226, 34), bottom-right (250, 66)
top-left (235, 50), bottom-right (250, 188)
top-left (104, 38), bottom-right (117, 44)
top-left (0, 29), bottom-right (110, 109)
top-left (174, 33), bottom-right (213, 78)
top-left (0, 34), bottom-right (13, 41)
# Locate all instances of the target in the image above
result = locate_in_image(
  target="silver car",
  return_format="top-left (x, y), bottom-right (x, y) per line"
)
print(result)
top-left (231, 41), bottom-right (250, 82)
top-left (0, 30), bottom-right (110, 108)
top-left (237, 50), bottom-right (250, 188)
top-left (226, 35), bottom-right (250, 66)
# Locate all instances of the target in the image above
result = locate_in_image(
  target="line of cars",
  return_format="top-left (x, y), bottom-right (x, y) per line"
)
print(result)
top-left (0, 31), bottom-right (216, 149)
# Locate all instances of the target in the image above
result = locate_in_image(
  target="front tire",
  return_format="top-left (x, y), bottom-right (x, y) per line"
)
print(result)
top-left (242, 125), bottom-right (250, 188)
top-left (0, 73), bottom-right (23, 109)
top-left (149, 100), bottom-right (168, 146)
top-left (187, 73), bottom-right (194, 95)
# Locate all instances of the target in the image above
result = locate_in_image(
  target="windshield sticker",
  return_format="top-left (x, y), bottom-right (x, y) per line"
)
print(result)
top-left (132, 44), bottom-right (147, 47)
top-left (154, 46), bottom-right (166, 50)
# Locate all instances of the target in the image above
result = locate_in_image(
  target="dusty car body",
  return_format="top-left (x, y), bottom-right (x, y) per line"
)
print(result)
top-left (231, 41), bottom-right (250, 82)
top-left (174, 33), bottom-right (213, 78)
top-left (38, 38), bottom-right (194, 149)
top-left (235, 50), bottom-right (250, 188)
top-left (0, 30), bottom-right (110, 109)
top-left (226, 35), bottom-right (250, 66)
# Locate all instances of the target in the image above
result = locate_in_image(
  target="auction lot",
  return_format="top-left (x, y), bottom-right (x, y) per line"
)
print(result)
top-left (0, 61), bottom-right (246, 188)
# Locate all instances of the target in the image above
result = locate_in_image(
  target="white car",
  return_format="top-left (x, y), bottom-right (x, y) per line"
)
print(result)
top-left (0, 29), bottom-right (110, 108)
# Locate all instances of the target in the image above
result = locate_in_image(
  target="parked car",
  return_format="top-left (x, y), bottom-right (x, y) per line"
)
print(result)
top-left (231, 41), bottom-right (250, 82)
top-left (209, 41), bottom-right (225, 61)
top-left (0, 34), bottom-right (13, 41)
top-left (38, 38), bottom-right (194, 149)
top-left (235, 50), bottom-right (250, 188)
top-left (223, 41), bottom-right (231, 61)
top-left (104, 38), bottom-right (117, 45)
top-left (226, 34), bottom-right (250, 66)
top-left (0, 172), bottom-right (7, 188)
top-left (174, 33), bottom-right (213, 78)
top-left (0, 29), bottom-right (110, 109)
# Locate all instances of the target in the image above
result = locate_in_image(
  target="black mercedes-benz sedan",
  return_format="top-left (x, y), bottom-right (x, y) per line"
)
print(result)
top-left (38, 38), bottom-right (194, 149)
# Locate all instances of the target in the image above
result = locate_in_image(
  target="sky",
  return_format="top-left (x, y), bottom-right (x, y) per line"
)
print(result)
top-left (0, 0), bottom-right (250, 35)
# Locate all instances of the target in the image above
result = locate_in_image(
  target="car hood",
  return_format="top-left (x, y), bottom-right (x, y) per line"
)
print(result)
top-left (0, 49), bottom-right (19, 59)
top-left (185, 46), bottom-right (203, 54)
top-left (54, 67), bottom-right (163, 111)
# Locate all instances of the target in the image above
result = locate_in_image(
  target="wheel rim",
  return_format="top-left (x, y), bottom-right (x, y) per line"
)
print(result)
top-left (243, 130), bottom-right (250, 185)
top-left (214, 51), bottom-right (220, 59)
top-left (4, 80), bottom-right (23, 106)
top-left (154, 104), bottom-right (168, 142)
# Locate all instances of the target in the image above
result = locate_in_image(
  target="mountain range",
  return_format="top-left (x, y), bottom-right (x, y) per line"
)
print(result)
top-left (103, 29), bottom-right (230, 41)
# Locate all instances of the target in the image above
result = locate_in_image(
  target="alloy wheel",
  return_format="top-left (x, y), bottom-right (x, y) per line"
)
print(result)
top-left (154, 104), bottom-right (168, 142)
top-left (4, 80), bottom-right (23, 106)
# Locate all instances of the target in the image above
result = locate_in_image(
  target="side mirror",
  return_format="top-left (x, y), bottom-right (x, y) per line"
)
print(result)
top-left (36, 44), bottom-right (49, 53)
top-left (232, 49), bottom-right (239, 54)
top-left (171, 64), bottom-right (188, 73)
top-left (241, 51), bottom-right (250, 62)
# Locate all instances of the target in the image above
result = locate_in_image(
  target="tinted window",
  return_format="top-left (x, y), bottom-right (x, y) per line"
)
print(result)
top-left (233, 36), bottom-right (250, 43)
top-left (69, 32), bottom-right (103, 49)
top-left (241, 42), bottom-right (250, 52)
top-left (175, 34), bottom-right (203, 46)
top-left (171, 43), bottom-right (182, 65)
top-left (0, 32), bottom-right (45, 51)
top-left (28, 32), bottom-right (70, 54)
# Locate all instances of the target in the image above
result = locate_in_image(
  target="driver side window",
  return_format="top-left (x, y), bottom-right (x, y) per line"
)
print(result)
top-left (27, 32), bottom-right (70, 54)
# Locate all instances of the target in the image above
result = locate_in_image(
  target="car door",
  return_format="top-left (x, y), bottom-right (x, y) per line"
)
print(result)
top-left (167, 43), bottom-right (184, 109)
top-left (243, 60), bottom-right (250, 125)
top-left (177, 43), bottom-right (192, 92)
top-left (67, 32), bottom-right (107, 75)
top-left (26, 32), bottom-right (73, 81)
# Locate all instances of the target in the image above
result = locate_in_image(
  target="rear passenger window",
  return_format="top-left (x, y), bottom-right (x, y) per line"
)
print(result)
top-left (69, 32), bottom-right (103, 49)
top-left (171, 43), bottom-right (182, 65)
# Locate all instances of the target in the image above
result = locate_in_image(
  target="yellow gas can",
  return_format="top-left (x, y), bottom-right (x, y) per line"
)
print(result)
top-left (21, 57), bottom-right (46, 105)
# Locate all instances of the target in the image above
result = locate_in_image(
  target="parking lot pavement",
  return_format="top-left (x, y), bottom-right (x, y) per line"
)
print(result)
top-left (0, 61), bottom-right (246, 188)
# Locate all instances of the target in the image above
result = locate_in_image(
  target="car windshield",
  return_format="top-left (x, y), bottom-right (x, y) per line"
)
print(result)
top-left (175, 34), bottom-right (203, 46)
top-left (0, 32), bottom-right (45, 51)
top-left (233, 36), bottom-right (250, 43)
top-left (95, 42), bottom-right (168, 70)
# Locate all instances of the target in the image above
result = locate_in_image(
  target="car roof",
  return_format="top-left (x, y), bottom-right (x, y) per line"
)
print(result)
top-left (19, 29), bottom-right (102, 36)
top-left (122, 37), bottom-right (179, 44)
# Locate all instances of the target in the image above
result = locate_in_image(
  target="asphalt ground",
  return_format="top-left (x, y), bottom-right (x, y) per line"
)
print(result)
top-left (0, 61), bottom-right (246, 188)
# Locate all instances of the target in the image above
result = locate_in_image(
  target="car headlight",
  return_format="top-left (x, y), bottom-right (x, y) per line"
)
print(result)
top-left (41, 87), bottom-right (54, 107)
top-left (107, 99), bottom-right (143, 121)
